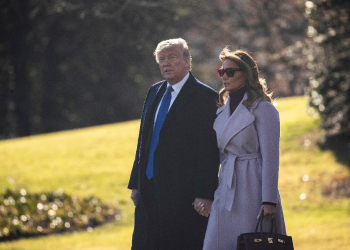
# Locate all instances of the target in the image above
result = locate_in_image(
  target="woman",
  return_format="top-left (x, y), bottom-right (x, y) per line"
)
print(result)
top-left (199, 47), bottom-right (286, 250)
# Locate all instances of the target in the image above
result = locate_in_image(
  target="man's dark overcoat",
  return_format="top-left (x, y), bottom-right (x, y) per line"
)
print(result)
top-left (128, 72), bottom-right (220, 250)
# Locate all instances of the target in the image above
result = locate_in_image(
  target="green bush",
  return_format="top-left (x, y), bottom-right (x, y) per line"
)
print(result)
top-left (0, 188), bottom-right (119, 241)
top-left (305, 0), bottom-right (350, 136)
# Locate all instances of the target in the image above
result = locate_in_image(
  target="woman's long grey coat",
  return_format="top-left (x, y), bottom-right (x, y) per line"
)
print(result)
top-left (203, 94), bottom-right (286, 250)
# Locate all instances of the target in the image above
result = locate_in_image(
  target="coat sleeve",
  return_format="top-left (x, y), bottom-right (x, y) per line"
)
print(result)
top-left (254, 101), bottom-right (280, 204)
top-left (127, 123), bottom-right (142, 190)
top-left (194, 90), bottom-right (220, 200)
top-left (127, 88), bottom-right (152, 190)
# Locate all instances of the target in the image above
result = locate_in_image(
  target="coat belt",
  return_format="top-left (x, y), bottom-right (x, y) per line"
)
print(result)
top-left (220, 152), bottom-right (262, 211)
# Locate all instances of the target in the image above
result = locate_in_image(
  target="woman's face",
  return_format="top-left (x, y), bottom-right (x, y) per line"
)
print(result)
top-left (221, 59), bottom-right (247, 93)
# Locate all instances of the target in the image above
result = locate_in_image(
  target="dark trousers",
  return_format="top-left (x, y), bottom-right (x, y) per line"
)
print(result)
top-left (142, 179), bottom-right (160, 250)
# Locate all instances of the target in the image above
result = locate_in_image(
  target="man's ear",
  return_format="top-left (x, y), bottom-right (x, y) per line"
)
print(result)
top-left (184, 57), bottom-right (190, 68)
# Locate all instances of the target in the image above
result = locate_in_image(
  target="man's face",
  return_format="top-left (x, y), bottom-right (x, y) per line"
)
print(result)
top-left (157, 47), bottom-right (190, 85)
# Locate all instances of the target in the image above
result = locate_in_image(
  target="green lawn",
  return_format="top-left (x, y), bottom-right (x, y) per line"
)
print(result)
top-left (1, 96), bottom-right (349, 249)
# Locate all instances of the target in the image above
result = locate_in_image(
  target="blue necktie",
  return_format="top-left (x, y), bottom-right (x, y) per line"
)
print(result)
top-left (146, 86), bottom-right (174, 179)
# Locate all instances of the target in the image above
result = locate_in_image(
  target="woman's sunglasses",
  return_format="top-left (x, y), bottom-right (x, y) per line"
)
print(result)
top-left (217, 67), bottom-right (242, 78)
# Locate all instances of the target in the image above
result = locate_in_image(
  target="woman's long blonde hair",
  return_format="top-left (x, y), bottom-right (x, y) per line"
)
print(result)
top-left (218, 47), bottom-right (272, 107)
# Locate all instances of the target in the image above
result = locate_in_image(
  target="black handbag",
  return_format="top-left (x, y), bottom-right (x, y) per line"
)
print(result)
top-left (236, 212), bottom-right (294, 250)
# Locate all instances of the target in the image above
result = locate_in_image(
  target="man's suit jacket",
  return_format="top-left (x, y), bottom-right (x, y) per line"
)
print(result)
top-left (128, 72), bottom-right (220, 250)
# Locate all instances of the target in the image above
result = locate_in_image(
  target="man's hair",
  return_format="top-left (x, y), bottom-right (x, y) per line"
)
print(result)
top-left (154, 38), bottom-right (192, 69)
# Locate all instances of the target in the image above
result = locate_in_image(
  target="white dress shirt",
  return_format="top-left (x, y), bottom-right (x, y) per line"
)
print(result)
top-left (154, 72), bottom-right (190, 123)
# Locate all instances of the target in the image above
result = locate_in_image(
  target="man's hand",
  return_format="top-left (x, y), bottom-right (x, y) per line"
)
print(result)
top-left (258, 204), bottom-right (276, 219)
top-left (192, 198), bottom-right (212, 217)
top-left (130, 189), bottom-right (138, 206)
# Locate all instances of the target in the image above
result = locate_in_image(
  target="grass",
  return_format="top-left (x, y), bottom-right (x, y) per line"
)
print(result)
top-left (0, 96), bottom-right (350, 249)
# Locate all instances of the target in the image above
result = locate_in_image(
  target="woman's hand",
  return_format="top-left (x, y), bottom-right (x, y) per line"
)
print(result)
top-left (258, 204), bottom-right (276, 219)
top-left (192, 198), bottom-right (212, 217)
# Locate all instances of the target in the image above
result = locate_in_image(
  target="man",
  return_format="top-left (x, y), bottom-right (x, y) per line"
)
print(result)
top-left (128, 38), bottom-right (220, 250)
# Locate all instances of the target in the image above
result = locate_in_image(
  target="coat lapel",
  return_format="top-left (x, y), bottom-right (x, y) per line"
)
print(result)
top-left (216, 93), bottom-right (255, 151)
top-left (142, 81), bottom-right (167, 132)
top-left (213, 104), bottom-right (228, 137)
top-left (140, 81), bottom-right (167, 161)
top-left (161, 73), bottom-right (195, 130)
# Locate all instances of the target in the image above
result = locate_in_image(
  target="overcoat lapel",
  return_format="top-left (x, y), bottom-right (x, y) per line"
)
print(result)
top-left (215, 94), bottom-right (255, 151)
top-left (141, 82), bottom-right (167, 162)
top-left (161, 73), bottom-right (195, 130)
top-left (142, 82), bottom-right (167, 134)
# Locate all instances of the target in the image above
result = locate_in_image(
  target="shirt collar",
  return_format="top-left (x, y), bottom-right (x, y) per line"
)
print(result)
top-left (167, 72), bottom-right (189, 94)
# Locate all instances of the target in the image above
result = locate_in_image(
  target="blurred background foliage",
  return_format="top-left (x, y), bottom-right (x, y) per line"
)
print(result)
top-left (0, 0), bottom-right (349, 158)
top-left (305, 0), bottom-right (350, 165)
top-left (0, 0), bottom-right (308, 138)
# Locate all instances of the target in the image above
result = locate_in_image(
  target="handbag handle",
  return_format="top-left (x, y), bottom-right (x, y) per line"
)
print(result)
top-left (255, 211), bottom-right (278, 239)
